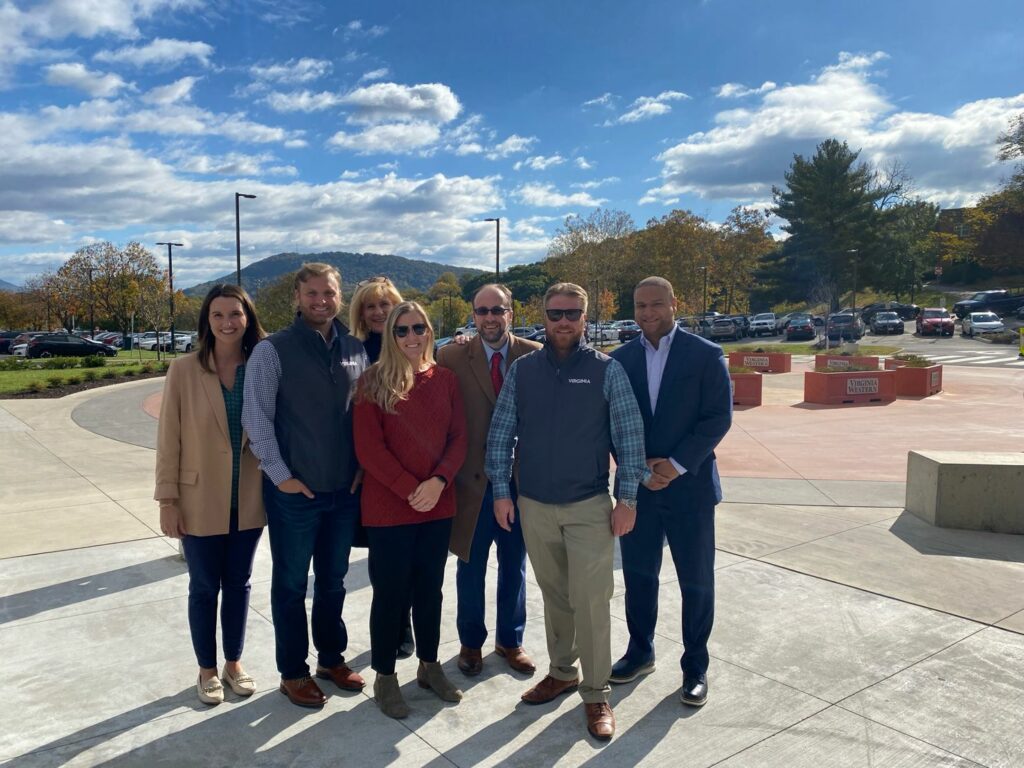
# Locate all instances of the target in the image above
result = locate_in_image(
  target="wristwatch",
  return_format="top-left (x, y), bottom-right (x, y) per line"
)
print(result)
top-left (620, 498), bottom-right (637, 511)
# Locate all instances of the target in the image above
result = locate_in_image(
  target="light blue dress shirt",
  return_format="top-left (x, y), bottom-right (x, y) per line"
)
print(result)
top-left (639, 326), bottom-right (687, 476)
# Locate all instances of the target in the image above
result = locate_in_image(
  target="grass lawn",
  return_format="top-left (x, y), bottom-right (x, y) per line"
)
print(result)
top-left (731, 342), bottom-right (902, 355)
top-left (0, 358), bottom-right (167, 396)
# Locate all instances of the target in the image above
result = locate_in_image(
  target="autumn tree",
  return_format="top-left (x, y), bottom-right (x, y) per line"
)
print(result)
top-left (546, 209), bottom-right (636, 311)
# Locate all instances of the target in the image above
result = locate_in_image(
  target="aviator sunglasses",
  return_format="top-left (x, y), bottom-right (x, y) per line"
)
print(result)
top-left (545, 308), bottom-right (584, 322)
top-left (393, 323), bottom-right (429, 338)
top-left (473, 305), bottom-right (509, 316)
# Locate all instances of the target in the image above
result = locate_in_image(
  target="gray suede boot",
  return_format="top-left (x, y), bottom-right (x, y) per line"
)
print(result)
top-left (417, 661), bottom-right (463, 702)
top-left (373, 673), bottom-right (410, 719)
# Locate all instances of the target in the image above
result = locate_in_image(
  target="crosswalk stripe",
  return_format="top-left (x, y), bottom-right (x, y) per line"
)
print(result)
top-left (970, 356), bottom-right (1022, 365)
top-left (931, 356), bottom-right (996, 364)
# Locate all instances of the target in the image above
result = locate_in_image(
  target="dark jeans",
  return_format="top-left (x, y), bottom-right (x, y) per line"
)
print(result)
top-left (181, 511), bottom-right (262, 670)
top-left (265, 481), bottom-right (359, 679)
top-left (367, 517), bottom-right (452, 675)
top-left (456, 483), bottom-right (527, 649)
top-left (620, 490), bottom-right (716, 676)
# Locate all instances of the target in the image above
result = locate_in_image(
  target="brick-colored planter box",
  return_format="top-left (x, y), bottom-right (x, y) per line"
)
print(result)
top-left (804, 369), bottom-right (897, 405)
top-left (814, 354), bottom-right (880, 371)
top-left (728, 351), bottom-right (792, 373)
top-left (730, 371), bottom-right (762, 406)
top-left (894, 364), bottom-right (943, 397)
top-left (884, 358), bottom-right (910, 369)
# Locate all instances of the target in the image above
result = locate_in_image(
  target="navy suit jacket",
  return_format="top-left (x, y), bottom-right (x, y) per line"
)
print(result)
top-left (611, 327), bottom-right (733, 508)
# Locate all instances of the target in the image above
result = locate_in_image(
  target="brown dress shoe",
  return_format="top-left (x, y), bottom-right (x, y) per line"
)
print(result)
top-left (458, 646), bottom-right (483, 676)
top-left (585, 702), bottom-right (615, 741)
top-left (495, 644), bottom-right (536, 674)
top-left (316, 662), bottom-right (365, 691)
top-left (279, 676), bottom-right (327, 708)
top-left (521, 675), bottom-right (579, 705)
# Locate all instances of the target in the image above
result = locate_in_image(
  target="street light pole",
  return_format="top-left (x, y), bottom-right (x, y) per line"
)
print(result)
top-left (87, 264), bottom-right (95, 339)
top-left (156, 242), bottom-right (184, 355)
top-left (235, 192), bottom-right (257, 287)
top-left (699, 265), bottom-right (708, 316)
top-left (484, 217), bottom-right (500, 278)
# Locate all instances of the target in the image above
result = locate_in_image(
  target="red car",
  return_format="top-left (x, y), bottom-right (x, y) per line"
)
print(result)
top-left (916, 308), bottom-right (954, 336)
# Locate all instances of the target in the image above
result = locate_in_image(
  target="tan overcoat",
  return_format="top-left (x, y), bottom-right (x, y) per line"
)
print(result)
top-left (437, 333), bottom-right (542, 561)
top-left (154, 354), bottom-right (266, 536)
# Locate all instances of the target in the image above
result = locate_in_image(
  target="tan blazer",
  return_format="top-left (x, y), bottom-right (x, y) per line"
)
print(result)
top-left (437, 333), bottom-right (542, 561)
top-left (154, 354), bottom-right (265, 536)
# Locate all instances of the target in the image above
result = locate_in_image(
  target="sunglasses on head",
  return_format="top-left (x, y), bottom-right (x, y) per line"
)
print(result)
top-left (545, 309), bottom-right (584, 322)
top-left (473, 305), bottom-right (509, 316)
top-left (393, 323), bottom-right (429, 338)
top-left (358, 276), bottom-right (392, 287)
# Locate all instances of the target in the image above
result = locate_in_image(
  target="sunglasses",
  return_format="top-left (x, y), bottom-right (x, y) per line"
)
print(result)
top-left (357, 276), bottom-right (393, 287)
top-left (393, 323), bottom-right (429, 338)
top-left (473, 305), bottom-right (509, 317)
top-left (545, 309), bottom-right (584, 322)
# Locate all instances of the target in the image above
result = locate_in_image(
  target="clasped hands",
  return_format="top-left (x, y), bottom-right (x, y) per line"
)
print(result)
top-left (642, 457), bottom-right (679, 491)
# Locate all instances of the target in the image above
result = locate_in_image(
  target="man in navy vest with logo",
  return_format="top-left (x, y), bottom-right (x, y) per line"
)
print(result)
top-left (608, 276), bottom-right (732, 708)
top-left (243, 262), bottom-right (368, 708)
top-left (486, 282), bottom-right (651, 742)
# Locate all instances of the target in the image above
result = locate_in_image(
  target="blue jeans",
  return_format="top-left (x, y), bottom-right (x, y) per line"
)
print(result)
top-left (265, 481), bottom-right (359, 679)
top-left (455, 483), bottom-right (528, 649)
top-left (181, 514), bottom-right (262, 670)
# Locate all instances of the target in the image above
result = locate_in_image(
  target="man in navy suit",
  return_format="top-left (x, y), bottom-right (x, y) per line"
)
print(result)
top-left (608, 276), bottom-right (732, 706)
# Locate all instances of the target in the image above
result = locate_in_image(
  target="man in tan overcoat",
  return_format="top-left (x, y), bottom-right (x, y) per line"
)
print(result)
top-left (437, 284), bottom-right (541, 677)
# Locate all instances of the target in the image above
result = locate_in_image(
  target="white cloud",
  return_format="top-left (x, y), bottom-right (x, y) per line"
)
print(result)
top-left (514, 154), bottom-right (565, 171)
top-left (454, 142), bottom-right (483, 156)
top-left (582, 93), bottom-right (616, 109)
top-left (360, 67), bottom-right (390, 82)
top-left (486, 134), bottom-right (537, 160)
top-left (571, 177), bottom-right (619, 190)
top-left (607, 90), bottom-right (690, 125)
top-left (575, 156), bottom-right (593, 170)
top-left (715, 81), bottom-right (777, 99)
top-left (340, 20), bottom-right (388, 39)
top-left (171, 150), bottom-right (286, 177)
top-left (45, 62), bottom-right (129, 97)
top-left (327, 122), bottom-right (441, 154)
top-left (142, 76), bottom-right (199, 105)
top-left (340, 82), bottom-right (462, 125)
top-left (515, 183), bottom-right (606, 208)
top-left (643, 51), bottom-right (1023, 208)
top-left (250, 57), bottom-right (332, 83)
top-left (263, 89), bottom-right (341, 112)
top-left (95, 38), bottom-right (214, 68)
top-left (340, 170), bottom-right (362, 179)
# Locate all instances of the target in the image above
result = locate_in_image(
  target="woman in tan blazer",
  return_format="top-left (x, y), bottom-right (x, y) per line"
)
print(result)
top-left (155, 284), bottom-right (267, 705)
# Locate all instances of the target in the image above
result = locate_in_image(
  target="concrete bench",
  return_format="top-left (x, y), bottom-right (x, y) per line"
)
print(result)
top-left (906, 450), bottom-right (1024, 534)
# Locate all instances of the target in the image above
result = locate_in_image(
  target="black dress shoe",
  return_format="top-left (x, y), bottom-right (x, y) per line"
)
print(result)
top-left (680, 674), bottom-right (708, 707)
top-left (397, 616), bottom-right (415, 659)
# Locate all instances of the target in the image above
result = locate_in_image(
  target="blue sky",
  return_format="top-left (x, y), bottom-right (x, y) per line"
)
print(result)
top-left (1, 0), bottom-right (1022, 287)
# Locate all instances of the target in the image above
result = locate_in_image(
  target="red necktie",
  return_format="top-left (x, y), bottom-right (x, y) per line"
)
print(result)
top-left (490, 351), bottom-right (504, 396)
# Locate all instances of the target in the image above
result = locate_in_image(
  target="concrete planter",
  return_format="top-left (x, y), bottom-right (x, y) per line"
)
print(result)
top-left (814, 354), bottom-right (880, 371)
top-left (730, 371), bottom-right (762, 406)
top-left (894, 364), bottom-right (943, 397)
top-left (803, 369), bottom-right (897, 405)
top-left (728, 351), bottom-right (792, 373)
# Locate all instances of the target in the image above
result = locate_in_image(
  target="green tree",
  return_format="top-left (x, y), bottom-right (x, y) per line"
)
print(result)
top-left (254, 273), bottom-right (298, 332)
top-left (546, 208), bottom-right (636, 311)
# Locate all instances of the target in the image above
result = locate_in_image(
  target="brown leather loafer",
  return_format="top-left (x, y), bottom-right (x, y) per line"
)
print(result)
top-left (521, 675), bottom-right (579, 705)
top-left (315, 662), bottom-right (365, 691)
top-left (495, 644), bottom-right (536, 674)
top-left (279, 676), bottom-right (327, 708)
top-left (457, 645), bottom-right (483, 676)
top-left (585, 702), bottom-right (615, 741)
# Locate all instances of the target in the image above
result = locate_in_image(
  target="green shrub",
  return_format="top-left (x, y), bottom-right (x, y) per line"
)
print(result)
top-left (81, 356), bottom-right (106, 368)
top-left (66, 375), bottom-right (82, 385)
top-left (46, 375), bottom-right (64, 388)
top-left (814, 364), bottom-right (880, 372)
top-left (0, 358), bottom-right (24, 371)
top-left (729, 366), bottom-right (755, 374)
top-left (893, 353), bottom-right (930, 363)
top-left (37, 357), bottom-right (78, 370)
top-left (159, 360), bottom-right (171, 372)
top-left (82, 370), bottom-right (98, 382)
top-left (26, 380), bottom-right (45, 393)
top-left (101, 369), bottom-right (117, 379)
top-left (141, 362), bottom-right (155, 374)
top-left (122, 368), bottom-right (136, 377)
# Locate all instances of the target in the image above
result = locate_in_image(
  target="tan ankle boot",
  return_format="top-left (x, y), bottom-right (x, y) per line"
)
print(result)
top-left (416, 661), bottom-right (463, 702)
top-left (373, 673), bottom-right (410, 719)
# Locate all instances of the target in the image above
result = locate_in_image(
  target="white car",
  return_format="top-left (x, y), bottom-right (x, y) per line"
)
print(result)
top-left (961, 312), bottom-right (1005, 337)
top-left (11, 343), bottom-right (27, 357)
top-left (586, 323), bottom-right (617, 343)
top-left (750, 313), bottom-right (777, 337)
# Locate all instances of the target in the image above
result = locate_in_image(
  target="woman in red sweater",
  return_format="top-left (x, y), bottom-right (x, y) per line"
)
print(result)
top-left (354, 300), bottom-right (467, 719)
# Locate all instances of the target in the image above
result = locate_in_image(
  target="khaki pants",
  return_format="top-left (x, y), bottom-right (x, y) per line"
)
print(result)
top-left (518, 493), bottom-right (614, 704)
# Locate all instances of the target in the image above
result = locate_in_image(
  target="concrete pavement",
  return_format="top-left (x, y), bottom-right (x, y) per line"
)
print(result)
top-left (1, 365), bottom-right (1023, 767)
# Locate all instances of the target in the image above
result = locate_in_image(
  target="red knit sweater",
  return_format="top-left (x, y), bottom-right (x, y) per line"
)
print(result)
top-left (354, 365), bottom-right (467, 527)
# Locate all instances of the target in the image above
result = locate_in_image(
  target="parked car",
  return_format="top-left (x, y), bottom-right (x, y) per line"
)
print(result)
top-left (915, 308), bottom-right (954, 336)
top-left (11, 343), bottom-right (27, 356)
top-left (784, 314), bottom-right (816, 341)
top-left (749, 313), bottom-right (777, 337)
top-left (707, 318), bottom-right (741, 342)
top-left (952, 289), bottom-right (1024, 319)
top-left (860, 302), bottom-right (920, 323)
top-left (26, 333), bottom-right (118, 358)
top-left (826, 313), bottom-right (865, 341)
top-left (615, 320), bottom-right (641, 342)
top-left (586, 322), bottom-right (617, 343)
top-left (725, 315), bottom-right (750, 338)
top-left (774, 313), bottom-right (795, 333)
top-left (961, 312), bottom-right (1006, 337)
top-left (0, 330), bottom-right (28, 354)
top-left (870, 311), bottom-right (905, 335)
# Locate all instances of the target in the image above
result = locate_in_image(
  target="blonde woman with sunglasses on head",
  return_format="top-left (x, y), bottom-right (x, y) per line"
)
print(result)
top-left (354, 301), bottom-right (467, 719)
top-left (349, 276), bottom-right (403, 364)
